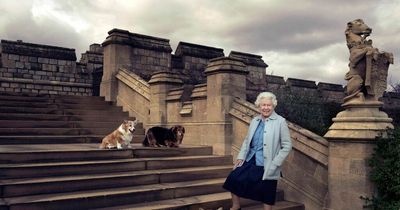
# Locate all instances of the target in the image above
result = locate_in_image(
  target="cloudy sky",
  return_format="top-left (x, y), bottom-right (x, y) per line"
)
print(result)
top-left (0, 0), bottom-right (399, 88)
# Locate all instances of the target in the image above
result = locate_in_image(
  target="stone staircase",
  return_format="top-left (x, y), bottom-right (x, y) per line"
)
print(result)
top-left (0, 92), bottom-right (304, 210)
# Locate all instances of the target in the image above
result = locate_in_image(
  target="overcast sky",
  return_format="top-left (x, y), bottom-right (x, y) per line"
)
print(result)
top-left (0, 0), bottom-right (399, 88)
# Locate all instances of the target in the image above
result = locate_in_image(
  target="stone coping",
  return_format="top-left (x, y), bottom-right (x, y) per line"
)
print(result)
top-left (266, 75), bottom-right (286, 85)
top-left (115, 68), bottom-right (150, 100)
top-left (1, 39), bottom-right (76, 61)
top-left (317, 82), bottom-right (344, 91)
top-left (102, 28), bottom-right (172, 52)
top-left (287, 78), bottom-right (317, 89)
top-left (175, 41), bottom-right (224, 59)
top-left (229, 51), bottom-right (268, 68)
top-left (204, 57), bottom-right (248, 75)
top-left (148, 71), bottom-right (183, 85)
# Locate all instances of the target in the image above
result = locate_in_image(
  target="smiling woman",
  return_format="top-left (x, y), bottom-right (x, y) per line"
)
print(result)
top-left (223, 91), bottom-right (292, 210)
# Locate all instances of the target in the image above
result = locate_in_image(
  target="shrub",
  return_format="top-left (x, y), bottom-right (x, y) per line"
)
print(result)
top-left (274, 92), bottom-right (342, 136)
top-left (362, 127), bottom-right (400, 210)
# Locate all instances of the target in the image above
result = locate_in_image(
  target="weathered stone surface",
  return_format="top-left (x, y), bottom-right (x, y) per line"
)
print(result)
top-left (229, 51), bottom-right (268, 68)
top-left (175, 42), bottom-right (224, 59)
top-left (0, 39), bottom-right (94, 96)
top-left (102, 28), bottom-right (172, 53)
top-left (325, 142), bottom-right (375, 210)
top-left (287, 78), bottom-right (317, 89)
top-left (1, 40), bottom-right (76, 60)
top-left (344, 19), bottom-right (393, 103)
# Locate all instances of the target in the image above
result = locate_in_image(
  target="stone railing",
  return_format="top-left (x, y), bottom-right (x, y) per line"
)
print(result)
top-left (229, 98), bottom-right (328, 210)
top-left (115, 67), bottom-right (150, 124)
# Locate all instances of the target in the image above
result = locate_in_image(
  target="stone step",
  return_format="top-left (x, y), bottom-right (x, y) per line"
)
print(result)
top-left (0, 93), bottom-right (107, 103)
top-left (94, 191), bottom-right (302, 210)
top-left (0, 165), bottom-right (232, 197)
top-left (0, 135), bottom-right (104, 144)
top-left (0, 199), bottom-right (5, 210)
top-left (2, 178), bottom-right (228, 210)
top-left (0, 120), bottom-right (144, 131)
top-left (0, 135), bottom-right (144, 145)
top-left (0, 97), bottom-right (113, 107)
top-left (0, 106), bottom-right (125, 115)
top-left (0, 127), bottom-right (136, 135)
top-left (132, 145), bottom-right (213, 158)
top-left (0, 155), bottom-right (232, 178)
top-left (0, 101), bottom-right (118, 109)
top-left (0, 144), bottom-right (133, 163)
top-left (0, 113), bottom-right (135, 122)
top-left (0, 144), bottom-right (213, 163)
top-left (245, 201), bottom-right (305, 210)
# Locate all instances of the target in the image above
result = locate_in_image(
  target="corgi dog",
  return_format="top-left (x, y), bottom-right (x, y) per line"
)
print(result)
top-left (100, 120), bottom-right (138, 149)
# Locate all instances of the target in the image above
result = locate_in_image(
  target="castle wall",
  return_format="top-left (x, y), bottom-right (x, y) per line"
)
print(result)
top-left (174, 42), bottom-right (224, 84)
top-left (100, 29), bottom-right (172, 101)
top-left (79, 43), bottom-right (103, 73)
top-left (0, 40), bottom-right (92, 95)
top-left (229, 51), bottom-right (268, 86)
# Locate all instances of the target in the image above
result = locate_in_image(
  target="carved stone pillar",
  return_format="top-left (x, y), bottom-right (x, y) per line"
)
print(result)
top-left (324, 100), bottom-right (393, 210)
top-left (148, 71), bottom-right (183, 127)
top-left (100, 29), bottom-right (132, 102)
top-left (205, 57), bottom-right (248, 155)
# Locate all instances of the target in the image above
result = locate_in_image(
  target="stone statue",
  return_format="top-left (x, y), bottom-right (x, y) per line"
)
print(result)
top-left (344, 19), bottom-right (393, 103)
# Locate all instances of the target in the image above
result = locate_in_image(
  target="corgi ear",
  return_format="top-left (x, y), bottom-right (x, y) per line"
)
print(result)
top-left (133, 119), bottom-right (138, 125)
top-left (123, 120), bottom-right (128, 124)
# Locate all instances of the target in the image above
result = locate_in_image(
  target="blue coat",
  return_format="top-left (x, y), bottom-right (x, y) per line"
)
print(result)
top-left (237, 111), bottom-right (292, 180)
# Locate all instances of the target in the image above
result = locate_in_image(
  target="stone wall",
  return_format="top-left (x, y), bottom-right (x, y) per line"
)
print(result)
top-left (79, 43), bottom-right (103, 73)
top-left (99, 29), bottom-right (400, 126)
top-left (79, 43), bottom-right (104, 96)
top-left (174, 42), bottom-right (224, 84)
top-left (264, 76), bottom-right (345, 103)
top-left (0, 40), bottom-right (92, 95)
top-left (101, 28), bottom-right (172, 101)
top-left (229, 51), bottom-right (268, 86)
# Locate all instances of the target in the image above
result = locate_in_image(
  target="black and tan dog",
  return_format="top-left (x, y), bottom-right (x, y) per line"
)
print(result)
top-left (142, 125), bottom-right (185, 147)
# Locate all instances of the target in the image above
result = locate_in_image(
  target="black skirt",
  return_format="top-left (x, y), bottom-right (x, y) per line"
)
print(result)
top-left (222, 156), bottom-right (278, 205)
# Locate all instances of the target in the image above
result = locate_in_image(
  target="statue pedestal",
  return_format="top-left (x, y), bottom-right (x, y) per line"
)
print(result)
top-left (324, 100), bottom-right (393, 210)
top-left (325, 100), bottom-right (393, 139)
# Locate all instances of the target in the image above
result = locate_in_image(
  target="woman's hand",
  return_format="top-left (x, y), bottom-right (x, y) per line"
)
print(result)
top-left (233, 159), bottom-right (244, 169)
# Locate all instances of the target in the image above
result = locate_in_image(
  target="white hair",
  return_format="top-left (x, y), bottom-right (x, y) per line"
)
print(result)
top-left (254, 92), bottom-right (278, 107)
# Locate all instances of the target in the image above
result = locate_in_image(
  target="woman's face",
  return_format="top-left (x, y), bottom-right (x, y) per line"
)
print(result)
top-left (259, 98), bottom-right (274, 118)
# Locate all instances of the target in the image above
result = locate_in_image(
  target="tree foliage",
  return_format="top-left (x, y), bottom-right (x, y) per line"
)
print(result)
top-left (362, 128), bottom-right (400, 210)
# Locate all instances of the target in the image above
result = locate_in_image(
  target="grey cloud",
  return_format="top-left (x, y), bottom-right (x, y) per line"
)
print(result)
top-left (1, 13), bottom-right (89, 59)
top-left (0, 0), bottom-right (398, 86)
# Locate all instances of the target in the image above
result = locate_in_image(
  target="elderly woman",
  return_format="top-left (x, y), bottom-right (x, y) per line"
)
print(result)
top-left (223, 92), bottom-right (292, 210)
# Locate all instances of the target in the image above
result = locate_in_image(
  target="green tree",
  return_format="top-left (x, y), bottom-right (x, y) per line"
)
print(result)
top-left (363, 128), bottom-right (400, 210)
